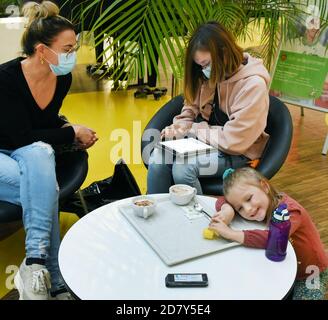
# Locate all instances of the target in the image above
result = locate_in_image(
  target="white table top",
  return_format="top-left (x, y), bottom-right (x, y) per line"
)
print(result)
top-left (59, 195), bottom-right (297, 300)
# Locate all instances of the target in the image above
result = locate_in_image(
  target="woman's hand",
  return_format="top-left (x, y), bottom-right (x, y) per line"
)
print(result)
top-left (212, 203), bottom-right (235, 225)
top-left (160, 123), bottom-right (191, 140)
top-left (61, 122), bottom-right (72, 128)
top-left (72, 125), bottom-right (98, 149)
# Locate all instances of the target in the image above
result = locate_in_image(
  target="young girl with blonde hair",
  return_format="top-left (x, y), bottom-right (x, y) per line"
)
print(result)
top-left (210, 167), bottom-right (328, 300)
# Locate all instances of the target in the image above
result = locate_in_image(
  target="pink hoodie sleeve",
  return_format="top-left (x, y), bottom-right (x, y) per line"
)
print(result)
top-left (172, 81), bottom-right (205, 127)
top-left (172, 100), bottom-right (200, 127)
top-left (189, 77), bottom-right (269, 156)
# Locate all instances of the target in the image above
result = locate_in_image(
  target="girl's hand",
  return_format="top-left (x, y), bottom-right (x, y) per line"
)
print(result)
top-left (209, 218), bottom-right (234, 239)
top-left (212, 203), bottom-right (235, 225)
top-left (209, 218), bottom-right (245, 244)
top-left (160, 123), bottom-right (190, 140)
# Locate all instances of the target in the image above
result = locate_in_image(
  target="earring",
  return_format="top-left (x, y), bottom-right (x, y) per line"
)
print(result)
top-left (40, 56), bottom-right (44, 65)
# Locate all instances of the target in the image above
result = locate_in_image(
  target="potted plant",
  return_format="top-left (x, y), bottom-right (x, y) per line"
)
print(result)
top-left (0, 0), bottom-right (22, 17)
top-left (63, 0), bottom-right (328, 87)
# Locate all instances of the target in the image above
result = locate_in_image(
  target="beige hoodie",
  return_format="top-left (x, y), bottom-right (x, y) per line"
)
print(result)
top-left (173, 53), bottom-right (270, 160)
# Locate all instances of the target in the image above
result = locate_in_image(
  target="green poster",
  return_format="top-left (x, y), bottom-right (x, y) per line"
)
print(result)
top-left (270, 1), bottom-right (328, 110)
top-left (271, 50), bottom-right (327, 99)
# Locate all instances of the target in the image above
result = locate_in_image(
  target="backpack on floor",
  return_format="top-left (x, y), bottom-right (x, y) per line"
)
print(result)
top-left (61, 159), bottom-right (141, 217)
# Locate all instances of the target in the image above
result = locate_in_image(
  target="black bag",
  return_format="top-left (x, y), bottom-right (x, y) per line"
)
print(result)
top-left (195, 87), bottom-right (229, 126)
top-left (61, 159), bottom-right (141, 217)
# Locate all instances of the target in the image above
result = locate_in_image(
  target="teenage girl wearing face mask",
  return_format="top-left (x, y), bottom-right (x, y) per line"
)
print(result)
top-left (147, 21), bottom-right (270, 195)
top-left (210, 167), bottom-right (328, 300)
top-left (0, 1), bottom-right (98, 300)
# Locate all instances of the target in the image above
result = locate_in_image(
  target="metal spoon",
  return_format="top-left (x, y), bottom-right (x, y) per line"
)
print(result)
top-left (193, 202), bottom-right (212, 221)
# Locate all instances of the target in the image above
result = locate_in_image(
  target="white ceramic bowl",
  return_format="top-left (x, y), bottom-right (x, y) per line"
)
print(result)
top-left (131, 196), bottom-right (156, 219)
top-left (169, 184), bottom-right (196, 206)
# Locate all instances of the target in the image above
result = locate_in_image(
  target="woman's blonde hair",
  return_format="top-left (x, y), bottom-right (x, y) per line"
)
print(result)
top-left (184, 21), bottom-right (244, 104)
top-left (223, 167), bottom-right (282, 224)
top-left (22, 1), bottom-right (59, 24)
top-left (21, 1), bottom-right (74, 56)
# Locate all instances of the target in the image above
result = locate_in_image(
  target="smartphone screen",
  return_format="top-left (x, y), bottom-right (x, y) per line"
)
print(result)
top-left (174, 274), bottom-right (203, 282)
top-left (165, 273), bottom-right (208, 287)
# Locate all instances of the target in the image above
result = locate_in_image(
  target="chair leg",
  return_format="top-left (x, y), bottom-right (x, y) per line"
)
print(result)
top-left (0, 220), bottom-right (23, 241)
top-left (77, 189), bottom-right (89, 216)
top-left (322, 134), bottom-right (328, 155)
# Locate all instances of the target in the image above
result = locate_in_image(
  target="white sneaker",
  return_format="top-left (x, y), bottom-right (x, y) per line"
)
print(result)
top-left (14, 259), bottom-right (51, 300)
top-left (50, 291), bottom-right (75, 300)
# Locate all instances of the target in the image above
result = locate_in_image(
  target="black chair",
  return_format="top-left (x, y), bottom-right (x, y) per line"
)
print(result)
top-left (141, 95), bottom-right (293, 195)
top-left (0, 150), bottom-right (88, 240)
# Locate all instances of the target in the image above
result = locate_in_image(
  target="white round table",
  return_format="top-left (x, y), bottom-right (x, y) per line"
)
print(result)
top-left (59, 195), bottom-right (297, 300)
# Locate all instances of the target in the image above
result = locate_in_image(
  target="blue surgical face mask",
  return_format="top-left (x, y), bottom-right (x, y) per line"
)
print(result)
top-left (45, 46), bottom-right (77, 76)
top-left (202, 64), bottom-right (211, 79)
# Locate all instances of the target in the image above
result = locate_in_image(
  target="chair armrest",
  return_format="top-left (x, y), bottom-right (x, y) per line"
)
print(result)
top-left (141, 95), bottom-right (184, 166)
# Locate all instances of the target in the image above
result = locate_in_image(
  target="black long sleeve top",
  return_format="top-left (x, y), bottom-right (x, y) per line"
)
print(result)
top-left (0, 57), bottom-right (75, 150)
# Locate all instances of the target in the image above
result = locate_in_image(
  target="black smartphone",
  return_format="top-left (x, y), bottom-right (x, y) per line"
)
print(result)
top-left (165, 273), bottom-right (208, 287)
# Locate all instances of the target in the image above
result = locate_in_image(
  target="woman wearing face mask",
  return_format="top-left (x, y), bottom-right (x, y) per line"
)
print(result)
top-left (0, 1), bottom-right (98, 300)
top-left (147, 21), bottom-right (270, 195)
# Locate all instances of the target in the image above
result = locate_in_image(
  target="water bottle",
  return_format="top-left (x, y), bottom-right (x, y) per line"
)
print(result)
top-left (265, 203), bottom-right (291, 262)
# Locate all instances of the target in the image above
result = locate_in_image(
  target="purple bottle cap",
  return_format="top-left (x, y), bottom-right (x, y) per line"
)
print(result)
top-left (273, 203), bottom-right (289, 221)
top-left (278, 203), bottom-right (287, 211)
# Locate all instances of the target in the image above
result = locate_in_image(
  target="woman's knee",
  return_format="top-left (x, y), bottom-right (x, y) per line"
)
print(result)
top-left (148, 149), bottom-right (173, 173)
top-left (149, 148), bottom-right (174, 165)
top-left (12, 142), bottom-right (57, 190)
top-left (13, 142), bottom-right (55, 166)
top-left (20, 141), bottom-right (54, 157)
top-left (172, 163), bottom-right (198, 184)
top-left (0, 153), bottom-right (20, 187)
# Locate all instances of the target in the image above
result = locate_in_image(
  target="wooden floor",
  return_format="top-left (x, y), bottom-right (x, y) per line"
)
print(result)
top-left (255, 104), bottom-right (328, 300)
top-left (270, 106), bottom-right (328, 247)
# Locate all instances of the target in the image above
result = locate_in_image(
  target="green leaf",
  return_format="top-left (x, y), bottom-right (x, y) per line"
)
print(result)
top-left (70, 0), bottom-right (328, 85)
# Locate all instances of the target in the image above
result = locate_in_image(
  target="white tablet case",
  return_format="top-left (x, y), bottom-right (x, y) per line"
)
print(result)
top-left (119, 195), bottom-right (266, 266)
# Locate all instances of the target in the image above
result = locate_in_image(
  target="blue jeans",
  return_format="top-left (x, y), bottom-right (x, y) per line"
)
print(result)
top-left (0, 142), bottom-right (64, 291)
top-left (147, 148), bottom-right (249, 194)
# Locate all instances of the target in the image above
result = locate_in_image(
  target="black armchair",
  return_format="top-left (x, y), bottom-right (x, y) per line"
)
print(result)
top-left (0, 150), bottom-right (88, 239)
top-left (141, 95), bottom-right (293, 195)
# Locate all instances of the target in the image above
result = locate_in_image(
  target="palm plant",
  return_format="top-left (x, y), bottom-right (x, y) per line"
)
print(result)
top-left (0, 0), bottom-right (23, 16)
top-left (64, 0), bottom-right (328, 86)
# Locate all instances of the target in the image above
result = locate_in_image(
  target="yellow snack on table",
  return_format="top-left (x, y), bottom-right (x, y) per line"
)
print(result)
top-left (203, 228), bottom-right (219, 240)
